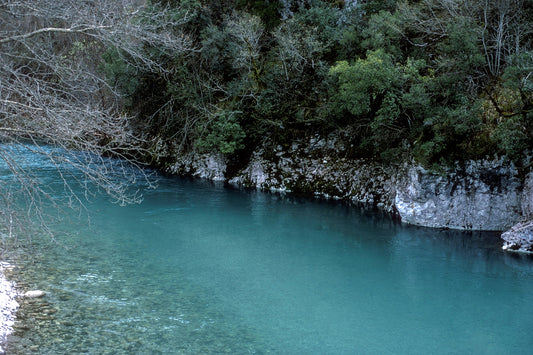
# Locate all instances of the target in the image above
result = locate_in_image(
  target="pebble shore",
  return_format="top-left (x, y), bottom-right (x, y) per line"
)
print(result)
top-left (0, 262), bottom-right (19, 354)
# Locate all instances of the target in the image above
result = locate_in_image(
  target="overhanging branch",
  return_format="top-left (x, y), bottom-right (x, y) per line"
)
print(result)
top-left (0, 99), bottom-right (44, 111)
top-left (0, 25), bottom-right (111, 44)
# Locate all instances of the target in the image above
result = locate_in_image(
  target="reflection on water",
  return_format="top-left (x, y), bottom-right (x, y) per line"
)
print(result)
top-left (2, 145), bottom-right (533, 354)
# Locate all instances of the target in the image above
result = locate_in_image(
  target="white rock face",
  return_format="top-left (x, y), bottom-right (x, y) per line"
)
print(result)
top-left (501, 172), bottom-right (533, 253)
top-left (149, 137), bottom-right (227, 181)
top-left (228, 138), bottom-right (398, 212)
top-left (395, 161), bottom-right (522, 230)
top-left (228, 149), bottom-right (286, 192)
top-left (502, 220), bottom-right (533, 253)
top-left (169, 151), bottom-right (227, 181)
top-left (160, 134), bottom-right (528, 234)
top-left (520, 171), bottom-right (533, 218)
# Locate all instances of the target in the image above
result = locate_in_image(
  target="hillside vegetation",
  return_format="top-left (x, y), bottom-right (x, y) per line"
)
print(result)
top-left (103, 0), bottom-right (533, 168)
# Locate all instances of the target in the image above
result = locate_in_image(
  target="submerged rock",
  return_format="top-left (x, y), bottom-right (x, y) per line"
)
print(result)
top-left (501, 220), bottom-right (533, 253)
top-left (24, 290), bottom-right (46, 298)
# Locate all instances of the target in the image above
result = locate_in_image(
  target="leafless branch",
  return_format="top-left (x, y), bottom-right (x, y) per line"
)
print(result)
top-left (0, 0), bottom-right (192, 241)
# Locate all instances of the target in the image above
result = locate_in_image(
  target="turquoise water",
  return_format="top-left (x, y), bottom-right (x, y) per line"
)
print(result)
top-left (3, 145), bottom-right (533, 354)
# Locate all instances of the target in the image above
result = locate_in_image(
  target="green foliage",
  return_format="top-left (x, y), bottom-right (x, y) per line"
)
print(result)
top-left (493, 114), bottom-right (532, 161)
top-left (493, 52), bottom-right (533, 160)
top-left (200, 23), bottom-right (240, 80)
top-left (503, 52), bottom-right (533, 96)
top-left (100, 47), bottom-right (139, 106)
top-left (338, 28), bottom-right (363, 60)
top-left (361, 11), bottom-right (403, 59)
top-left (329, 51), bottom-right (433, 158)
top-left (292, 1), bottom-right (342, 54)
top-left (196, 112), bottom-right (246, 154)
top-left (330, 50), bottom-right (400, 117)
top-left (243, 1), bottom-right (344, 139)
top-left (236, 0), bottom-right (281, 29)
top-left (414, 99), bottom-right (483, 165)
top-left (362, 0), bottom-right (398, 15)
top-left (109, 0), bottom-right (532, 166)
top-left (435, 18), bottom-right (484, 90)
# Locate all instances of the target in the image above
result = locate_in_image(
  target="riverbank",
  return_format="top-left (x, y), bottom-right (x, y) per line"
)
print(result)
top-left (0, 262), bottom-right (19, 354)
top-left (150, 133), bottom-right (533, 251)
top-left (155, 134), bottom-right (526, 229)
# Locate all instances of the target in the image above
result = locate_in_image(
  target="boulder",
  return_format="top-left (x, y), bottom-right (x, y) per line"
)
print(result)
top-left (502, 220), bottom-right (533, 253)
top-left (395, 160), bottom-right (522, 230)
top-left (24, 290), bottom-right (46, 298)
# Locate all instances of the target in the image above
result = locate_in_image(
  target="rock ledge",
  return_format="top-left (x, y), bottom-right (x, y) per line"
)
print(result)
top-left (502, 220), bottom-right (533, 253)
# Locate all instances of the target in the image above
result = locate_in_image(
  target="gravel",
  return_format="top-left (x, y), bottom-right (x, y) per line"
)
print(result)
top-left (0, 262), bottom-right (19, 354)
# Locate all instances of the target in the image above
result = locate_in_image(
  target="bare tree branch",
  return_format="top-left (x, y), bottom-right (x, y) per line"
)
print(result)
top-left (0, 0), bottom-right (193, 240)
top-left (0, 25), bottom-right (112, 44)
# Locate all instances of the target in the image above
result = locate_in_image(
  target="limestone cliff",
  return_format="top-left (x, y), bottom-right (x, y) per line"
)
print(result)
top-left (501, 220), bottom-right (533, 253)
top-left (227, 140), bottom-right (398, 213)
top-left (394, 161), bottom-right (522, 230)
top-left (154, 135), bottom-right (531, 249)
top-left (501, 172), bottom-right (533, 253)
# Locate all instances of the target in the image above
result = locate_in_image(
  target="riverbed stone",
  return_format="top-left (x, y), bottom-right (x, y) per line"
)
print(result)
top-left (0, 263), bottom-right (19, 354)
top-left (24, 290), bottom-right (46, 298)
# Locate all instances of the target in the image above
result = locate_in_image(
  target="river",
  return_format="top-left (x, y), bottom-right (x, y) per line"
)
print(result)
top-left (2, 144), bottom-right (533, 354)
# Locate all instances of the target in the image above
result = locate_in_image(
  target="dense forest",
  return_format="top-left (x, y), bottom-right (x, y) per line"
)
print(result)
top-left (1, 0), bottom-right (532, 172)
top-left (98, 0), bottom-right (533, 169)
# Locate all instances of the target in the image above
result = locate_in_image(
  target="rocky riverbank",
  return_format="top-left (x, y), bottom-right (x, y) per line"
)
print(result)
top-left (501, 171), bottom-right (533, 253)
top-left (502, 220), bottom-right (533, 253)
top-left (394, 159), bottom-right (523, 230)
top-left (0, 262), bottom-right (19, 354)
top-left (153, 133), bottom-right (533, 252)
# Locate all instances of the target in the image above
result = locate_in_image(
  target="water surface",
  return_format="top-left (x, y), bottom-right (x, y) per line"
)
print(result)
top-left (3, 146), bottom-right (533, 354)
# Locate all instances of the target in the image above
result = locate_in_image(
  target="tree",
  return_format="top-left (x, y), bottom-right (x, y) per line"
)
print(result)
top-left (225, 12), bottom-right (265, 89)
top-left (480, 0), bottom-right (533, 77)
top-left (0, 0), bottom-right (192, 239)
top-left (488, 51), bottom-right (533, 160)
top-left (329, 50), bottom-right (431, 160)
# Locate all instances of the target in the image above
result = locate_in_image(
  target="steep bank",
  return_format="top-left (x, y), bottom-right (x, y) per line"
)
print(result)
top-left (164, 135), bottom-right (399, 213)
top-left (152, 135), bottom-right (531, 249)
top-left (502, 171), bottom-right (533, 253)
top-left (395, 160), bottom-right (522, 230)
